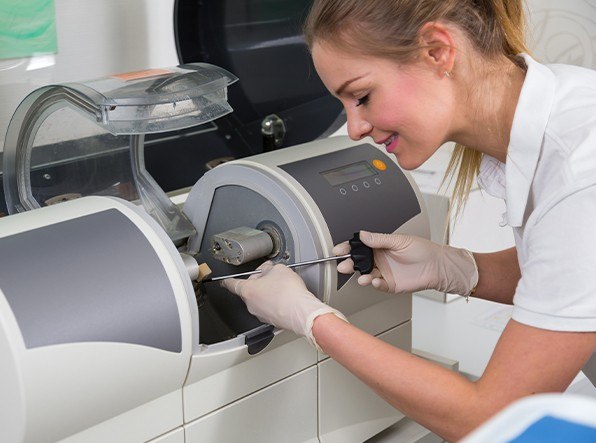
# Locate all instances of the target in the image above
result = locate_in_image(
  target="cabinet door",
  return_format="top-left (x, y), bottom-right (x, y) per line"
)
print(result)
top-left (185, 367), bottom-right (318, 443)
top-left (318, 322), bottom-right (411, 443)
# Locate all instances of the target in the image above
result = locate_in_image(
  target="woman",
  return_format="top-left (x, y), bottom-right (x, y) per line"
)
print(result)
top-left (222, 0), bottom-right (596, 440)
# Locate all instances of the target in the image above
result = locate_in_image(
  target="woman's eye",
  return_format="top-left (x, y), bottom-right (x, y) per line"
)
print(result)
top-left (356, 95), bottom-right (369, 107)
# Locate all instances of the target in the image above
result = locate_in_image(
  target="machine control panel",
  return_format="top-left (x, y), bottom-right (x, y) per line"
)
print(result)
top-left (280, 143), bottom-right (420, 247)
top-left (280, 143), bottom-right (420, 289)
top-left (320, 159), bottom-right (385, 196)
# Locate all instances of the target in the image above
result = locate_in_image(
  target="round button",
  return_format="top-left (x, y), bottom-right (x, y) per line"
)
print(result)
top-left (363, 181), bottom-right (370, 188)
top-left (351, 184), bottom-right (359, 191)
top-left (372, 159), bottom-right (387, 171)
top-left (339, 188), bottom-right (347, 195)
top-left (374, 178), bottom-right (382, 185)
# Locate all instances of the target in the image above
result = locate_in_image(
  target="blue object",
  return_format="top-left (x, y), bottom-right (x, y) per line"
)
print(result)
top-left (509, 416), bottom-right (596, 442)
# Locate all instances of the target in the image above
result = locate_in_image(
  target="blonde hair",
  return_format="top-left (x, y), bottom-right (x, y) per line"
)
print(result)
top-left (304, 0), bottom-right (529, 212)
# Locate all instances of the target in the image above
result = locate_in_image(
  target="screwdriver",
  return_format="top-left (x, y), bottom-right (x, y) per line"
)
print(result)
top-left (202, 232), bottom-right (374, 283)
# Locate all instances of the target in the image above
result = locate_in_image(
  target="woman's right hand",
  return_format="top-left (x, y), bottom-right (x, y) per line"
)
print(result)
top-left (333, 231), bottom-right (478, 296)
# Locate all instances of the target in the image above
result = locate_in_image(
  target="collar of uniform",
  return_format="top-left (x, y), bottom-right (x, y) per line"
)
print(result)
top-left (505, 53), bottom-right (556, 227)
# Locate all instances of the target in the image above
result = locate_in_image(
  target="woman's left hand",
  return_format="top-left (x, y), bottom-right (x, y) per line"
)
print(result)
top-left (221, 261), bottom-right (345, 342)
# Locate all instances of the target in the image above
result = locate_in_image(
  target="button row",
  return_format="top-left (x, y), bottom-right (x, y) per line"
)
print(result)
top-left (339, 178), bottom-right (382, 195)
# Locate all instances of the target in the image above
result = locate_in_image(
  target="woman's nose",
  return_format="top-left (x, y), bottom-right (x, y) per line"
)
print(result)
top-left (346, 111), bottom-right (373, 141)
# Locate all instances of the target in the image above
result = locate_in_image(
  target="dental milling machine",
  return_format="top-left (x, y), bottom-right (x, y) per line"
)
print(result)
top-left (0, 64), bottom-right (430, 442)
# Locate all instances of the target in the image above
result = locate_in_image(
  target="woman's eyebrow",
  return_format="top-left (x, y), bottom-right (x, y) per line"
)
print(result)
top-left (335, 74), bottom-right (369, 96)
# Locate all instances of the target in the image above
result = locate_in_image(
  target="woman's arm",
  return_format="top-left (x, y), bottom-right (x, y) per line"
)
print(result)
top-left (472, 247), bottom-right (521, 305)
top-left (312, 313), bottom-right (595, 442)
top-left (223, 259), bottom-right (594, 440)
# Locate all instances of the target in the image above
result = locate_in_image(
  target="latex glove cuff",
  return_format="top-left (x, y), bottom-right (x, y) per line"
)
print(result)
top-left (305, 308), bottom-right (348, 353)
top-left (462, 249), bottom-right (479, 297)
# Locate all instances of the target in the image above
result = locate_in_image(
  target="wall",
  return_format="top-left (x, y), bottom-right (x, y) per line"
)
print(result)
top-left (527, 0), bottom-right (596, 69)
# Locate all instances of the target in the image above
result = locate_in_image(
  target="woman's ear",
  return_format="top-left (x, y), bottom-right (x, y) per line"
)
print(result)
top-left (418, 22), bottom-right (456, 78)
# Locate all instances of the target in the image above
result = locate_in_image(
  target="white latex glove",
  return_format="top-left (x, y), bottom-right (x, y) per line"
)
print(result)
top-left (333, 231), bottom-right (478, 296)
top-left (221, 261), bottom-right (347, 350)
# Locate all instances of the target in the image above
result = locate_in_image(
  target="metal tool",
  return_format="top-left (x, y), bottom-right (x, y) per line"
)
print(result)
top-left (203, 232), bottom-right (374, 283)
top-left (203, 254), bottom-right (350, 282)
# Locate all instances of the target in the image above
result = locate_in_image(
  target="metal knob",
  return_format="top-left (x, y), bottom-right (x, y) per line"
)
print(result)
top-left (261, 114), bottom-right (286, 152)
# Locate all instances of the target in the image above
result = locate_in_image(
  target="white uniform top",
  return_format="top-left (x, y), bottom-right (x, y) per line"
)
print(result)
top-left (477, 53), bottom-right (596, 332)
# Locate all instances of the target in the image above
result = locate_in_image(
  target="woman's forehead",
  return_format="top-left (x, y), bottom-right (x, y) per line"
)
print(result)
top-left (312, 41), bottom-right (374, 72)
top-left (312, 42), bottom-right (405, 81)
top-left (312, 43), bottom-right (374, 92)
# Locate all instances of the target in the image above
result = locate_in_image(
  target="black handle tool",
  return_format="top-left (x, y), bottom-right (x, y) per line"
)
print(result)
top-left (202, 232), bottom-right (374, 282)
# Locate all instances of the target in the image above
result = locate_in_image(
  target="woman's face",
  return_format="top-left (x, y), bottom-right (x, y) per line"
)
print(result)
top-left (312, 42), bottom-right (456, 170)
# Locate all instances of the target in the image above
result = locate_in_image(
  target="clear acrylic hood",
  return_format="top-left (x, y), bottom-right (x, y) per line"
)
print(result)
top-left (2, 63), bottom-right (238, 244)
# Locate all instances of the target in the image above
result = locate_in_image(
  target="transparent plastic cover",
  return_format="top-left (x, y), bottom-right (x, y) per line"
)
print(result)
top-left (72, 63), bottom-right (238, 135)
top-left (2, 63), bottom-right (238, 243)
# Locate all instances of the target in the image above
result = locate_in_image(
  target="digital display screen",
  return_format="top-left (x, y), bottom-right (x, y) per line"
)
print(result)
top-left (320, 161), bottom-right (377, 186)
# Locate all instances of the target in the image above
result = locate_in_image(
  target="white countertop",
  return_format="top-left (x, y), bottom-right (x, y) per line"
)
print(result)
top-left (413, 295), bottom-right (510, 379)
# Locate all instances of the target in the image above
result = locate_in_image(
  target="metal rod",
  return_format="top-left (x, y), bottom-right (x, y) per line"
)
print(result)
top-left (203, 254), bottom-right (351, 283)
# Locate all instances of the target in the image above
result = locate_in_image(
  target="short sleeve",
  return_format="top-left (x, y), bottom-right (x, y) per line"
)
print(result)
top-left (512, 185), bottom-right (596, 331)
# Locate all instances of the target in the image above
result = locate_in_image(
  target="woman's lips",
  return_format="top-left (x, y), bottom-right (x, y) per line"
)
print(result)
top-left (382, 134), bottom-right (398, 153)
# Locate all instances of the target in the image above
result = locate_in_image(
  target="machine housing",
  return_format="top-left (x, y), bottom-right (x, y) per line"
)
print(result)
top-left (0, 60), bottom-right (430, 442)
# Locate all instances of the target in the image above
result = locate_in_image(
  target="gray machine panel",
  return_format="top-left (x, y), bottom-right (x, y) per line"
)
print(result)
top-left (280, 144), bottom-right (420, 288)
top-left (196, 185), bottom-right (295, 345)
top-left (0, 209), bottom-right (182, 352)
top-left (280, 144), bottom-right (420, 246)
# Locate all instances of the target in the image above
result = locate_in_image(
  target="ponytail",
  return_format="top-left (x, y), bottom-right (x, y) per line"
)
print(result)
top-left (446, 0), bottom-right (529, 216)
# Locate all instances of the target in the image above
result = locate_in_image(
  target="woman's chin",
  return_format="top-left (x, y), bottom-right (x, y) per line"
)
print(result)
top-left (394, 154), bottom-right (423, 171)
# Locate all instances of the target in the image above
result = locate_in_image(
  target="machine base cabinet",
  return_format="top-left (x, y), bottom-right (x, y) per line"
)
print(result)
top-left (319, 322), bottom-right (412, 443)
top-left (147, 428), bottom-right (185, 443)
top-left (185, 367), bottom-right (318, 442)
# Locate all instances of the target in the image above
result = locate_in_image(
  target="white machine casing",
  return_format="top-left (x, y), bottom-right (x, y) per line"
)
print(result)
top-left (0, 196), bottom-right (197, 443)
top-left (0, 136), bottom-right (430, 442)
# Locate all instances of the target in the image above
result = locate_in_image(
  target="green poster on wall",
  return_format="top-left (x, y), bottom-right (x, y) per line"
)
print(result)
top-left (0, 0), bottom-right (58, 60)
